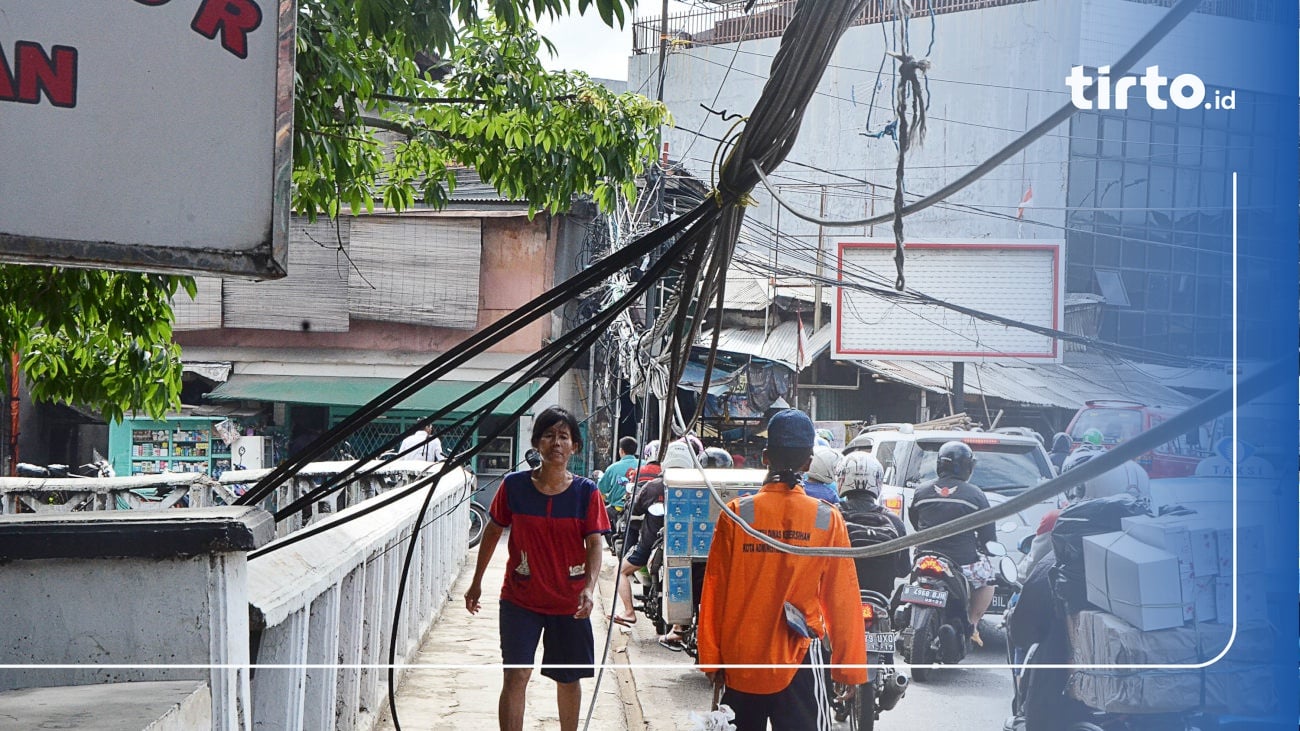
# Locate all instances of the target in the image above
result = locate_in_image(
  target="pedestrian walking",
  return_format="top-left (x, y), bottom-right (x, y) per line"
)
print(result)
top-left (697, 409), bottom-right (866, 731)
top-left (463, 405), bottom-right (610, 731)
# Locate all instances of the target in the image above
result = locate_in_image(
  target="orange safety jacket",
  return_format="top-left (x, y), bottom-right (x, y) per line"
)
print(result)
top-left (697, 481), bottom-right (867, 694)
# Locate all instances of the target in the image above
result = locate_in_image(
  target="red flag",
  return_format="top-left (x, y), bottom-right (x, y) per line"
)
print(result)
top-left (1016, 185), bottom-right (1034, 219)
top-left (795, 310), bottom-right (808, 372)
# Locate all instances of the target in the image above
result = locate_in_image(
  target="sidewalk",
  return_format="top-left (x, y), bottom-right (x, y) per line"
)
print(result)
top-left (377, 537), bottom-right (628, 730)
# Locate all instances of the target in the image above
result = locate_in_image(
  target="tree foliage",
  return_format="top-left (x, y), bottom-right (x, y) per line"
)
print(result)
top-left (7, 0), bottom-right (657, 422)
top-left (293, 10), bottom-right (666, 218)
top-left (0, 268), bottom-right (193, 422)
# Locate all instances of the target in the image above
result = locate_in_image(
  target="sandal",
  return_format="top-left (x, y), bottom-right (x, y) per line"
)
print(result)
top-left (657, 632), bottom-right (686, 652)
top-left (608, 613), bottom-right (637, 627)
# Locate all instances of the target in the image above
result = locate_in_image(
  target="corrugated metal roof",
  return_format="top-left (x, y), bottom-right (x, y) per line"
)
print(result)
top-left (857, 353), bottom-right (1197, 410)
top-left (721, 269), bottom-right (818, 310)
top-left (698, 320), bottom-right (833, 370)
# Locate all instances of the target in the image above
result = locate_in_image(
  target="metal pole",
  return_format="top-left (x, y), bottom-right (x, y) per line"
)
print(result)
top-left (952, 361), bottom-right (965, 417)
top-left (810, 186), bottom-right (828, 421)
top-left (656, 0), bottom-right (669, 104)
top-left (8, 352), bottom-right (18, 476)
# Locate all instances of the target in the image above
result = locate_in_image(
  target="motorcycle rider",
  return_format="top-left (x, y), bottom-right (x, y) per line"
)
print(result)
top-left (597, 437), bottom-right (639, 549)
top-left (802, 446), bottom-right (842, 506)
top-left (837, 451), bottom-right (909, 597)
top-left (1047, 432), bottom-right (1072, 474)
top-left (909, 440), bottom-right (996, 649)
top-left (611, 441), bottom-right (693, 636)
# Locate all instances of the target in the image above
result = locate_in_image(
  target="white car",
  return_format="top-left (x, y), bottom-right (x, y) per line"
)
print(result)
top-left (844, 425), bottom-right (1058, 610)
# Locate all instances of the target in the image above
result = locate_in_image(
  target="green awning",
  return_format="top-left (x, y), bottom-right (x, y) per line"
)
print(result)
top-left (206, 375), bottom-right (539, 415)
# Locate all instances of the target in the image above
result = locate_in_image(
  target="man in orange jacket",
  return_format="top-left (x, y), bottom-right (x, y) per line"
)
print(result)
top-left (698, 409), bottom-right (867, 730)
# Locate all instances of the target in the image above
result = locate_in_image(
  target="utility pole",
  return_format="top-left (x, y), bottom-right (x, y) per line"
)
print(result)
top-left (810, 185), bottom-right (828, 421)
top-left (952, 361), bottom-right (965, 417)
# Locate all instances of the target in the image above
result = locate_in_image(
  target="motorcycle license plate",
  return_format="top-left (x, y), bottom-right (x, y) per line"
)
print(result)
top-left (901, 585), bottom-right (948, 608)
top-left (866, 631), bottom-right (898, 654)
top-left (990, 592), bottom-right (1010, 612)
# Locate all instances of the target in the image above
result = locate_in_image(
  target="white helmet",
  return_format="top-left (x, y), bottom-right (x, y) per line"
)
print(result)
top-left (806, 446), bottom-right (841, 484)
top-left (660, 440), bottom-right (695, 470)
top-left (836, 451), bottom-right (883, 497)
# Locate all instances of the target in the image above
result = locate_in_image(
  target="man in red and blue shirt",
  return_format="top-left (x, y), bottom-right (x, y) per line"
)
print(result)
top-left (465, 406), bottom-right (609, 731)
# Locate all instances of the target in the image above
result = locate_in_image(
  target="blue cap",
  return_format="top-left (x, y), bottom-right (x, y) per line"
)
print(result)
top-left (767, 409), bottom-right (815, 450)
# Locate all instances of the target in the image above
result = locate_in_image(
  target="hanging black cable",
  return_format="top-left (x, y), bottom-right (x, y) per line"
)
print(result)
top-left (235, 202), bottom-right (712, 509)
top-left (265, 203), bottom-right (723, 524)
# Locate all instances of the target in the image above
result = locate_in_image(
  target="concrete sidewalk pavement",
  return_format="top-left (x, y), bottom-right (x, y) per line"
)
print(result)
top-left (377, 537), bottom-right (629, 730)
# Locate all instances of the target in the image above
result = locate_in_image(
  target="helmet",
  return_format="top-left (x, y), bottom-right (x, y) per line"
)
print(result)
top-left (1061, 449), bottom-right (1149, 502)
top-left (815, 428), bottom-right (834, 444)
top-left (806, 446), bottom-right (841, 484)
top-left (660, 440), bottom-right (695, 470)
top-left (524, 449), bottom-right (542, 468)
top-left (681, 433), bottom-right (705, 456)
top-left (642, 440), bottom-right (661, 462)
top-left (935, 441), bottom-right (975, 481)
top-left (1051, 432), bottom-right (1073, 453)
top-left (702, 447), bottom-right (734, 469)
top-left (835, 451), bottom-right (882, 497)
top-left (1081, 429), bottom-right (1104, 447)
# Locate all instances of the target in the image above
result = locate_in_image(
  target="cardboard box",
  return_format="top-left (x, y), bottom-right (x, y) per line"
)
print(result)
top-left (1215, 573), bottom-right (1269, 623)
top-left (1066, 609), bottom-right (1275, 715)
top-left (1214, 575), bottom-right (1231, 623)
top-left (1189, 574), bottom-right (1216, 622)
top-left (1083, 531), bottom-right (1186, 631)
top-left (1121, 514), bottom-right (1195, 570)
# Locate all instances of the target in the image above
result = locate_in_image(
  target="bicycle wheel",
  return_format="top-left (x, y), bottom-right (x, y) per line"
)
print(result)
top-left (467, 502), bottom-right (488, 548)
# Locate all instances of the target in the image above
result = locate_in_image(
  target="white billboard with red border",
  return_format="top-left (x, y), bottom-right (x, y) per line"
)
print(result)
top-left (833, 240), bottom-right (1064, 363)
top-left (0, 0), bottom-right (294, 279)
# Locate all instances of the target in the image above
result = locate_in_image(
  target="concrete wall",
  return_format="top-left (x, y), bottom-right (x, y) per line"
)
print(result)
top-left (631, 0), bottom-right (1080, 267)
top-left (177, 214), bottom-right (559, 357)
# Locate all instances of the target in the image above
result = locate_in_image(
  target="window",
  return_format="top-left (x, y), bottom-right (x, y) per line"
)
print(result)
top-left (914, 441), bottom-right (1052, 495)
top-left (875, 441), bottom-right (897, 479)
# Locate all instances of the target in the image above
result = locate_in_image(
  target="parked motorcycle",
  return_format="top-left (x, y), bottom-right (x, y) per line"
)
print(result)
top-left (16, 452), bottom-right (114, 479)
top-left (833, 588), bottom-right (908, 730)
top-left (895, 541), bottom-right (1016, 680)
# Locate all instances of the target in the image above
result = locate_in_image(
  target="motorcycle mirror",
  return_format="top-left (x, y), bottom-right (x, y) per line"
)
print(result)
top-left (997, 521), bottom-right (1017, 533)
top-left (984, 541), bottom-right (1007, 557)
top-left (997, 556), bottom-right (1018, 585)
top-left (1017, 534), bottom-right (1034, 555)
top-left (647, 503), bottom-right (666, 517)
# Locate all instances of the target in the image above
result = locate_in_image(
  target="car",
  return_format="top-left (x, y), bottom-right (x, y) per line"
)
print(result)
top-left (843, 425), bottom-right (1059, 611)
top-left (1065, 399), bottom-right (1214, 478)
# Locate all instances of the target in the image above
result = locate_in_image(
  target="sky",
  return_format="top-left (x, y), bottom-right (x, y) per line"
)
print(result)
top-left (534, 2), bottom-right (696, 82)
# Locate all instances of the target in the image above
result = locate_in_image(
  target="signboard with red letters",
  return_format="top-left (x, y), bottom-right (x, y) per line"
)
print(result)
top-left (0, 0), bottom-right (294, 278)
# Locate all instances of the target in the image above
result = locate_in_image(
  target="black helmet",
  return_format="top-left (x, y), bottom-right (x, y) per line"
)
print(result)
top-left (935, 441), bottom-right (975, 481)
top-left (702, 447), bottom-right (734, 469)
top-left (524, 448), bottom-right (542, 468)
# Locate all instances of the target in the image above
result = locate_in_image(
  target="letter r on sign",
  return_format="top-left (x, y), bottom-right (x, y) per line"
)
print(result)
top-left (192, 0), bottom-right (263, 59)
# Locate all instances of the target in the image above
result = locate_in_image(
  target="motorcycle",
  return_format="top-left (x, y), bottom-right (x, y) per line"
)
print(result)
top-left (895, 541), bottom-right (1017, 680)
top-left (16, 452), bottom-right (114, 479)
top-left (833, 588), bottom-right (909, 731)
top-left (16, 452), bottom-right (116, 509)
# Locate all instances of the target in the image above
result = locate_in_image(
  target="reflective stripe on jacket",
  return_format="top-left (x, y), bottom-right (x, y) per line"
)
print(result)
top-left (697, 481), bottom-right (867, 694)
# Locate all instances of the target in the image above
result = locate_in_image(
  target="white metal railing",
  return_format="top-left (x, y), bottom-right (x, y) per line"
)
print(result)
top-left (0, 472), bottom-right (209, 514)
top-left (245, 466), bottom-right (473, 731)
top-left (220, 460), bottom-right (447, 538)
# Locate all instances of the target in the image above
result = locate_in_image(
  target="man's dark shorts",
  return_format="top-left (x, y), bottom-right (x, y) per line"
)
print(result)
top-left (625, 526), bottom-right (654, 567)
top-left (499, 599), bottom-right (595, 683)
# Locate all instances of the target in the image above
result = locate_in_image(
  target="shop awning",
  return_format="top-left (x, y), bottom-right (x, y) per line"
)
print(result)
top-left (206, 375), bottom-right (539, 415)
